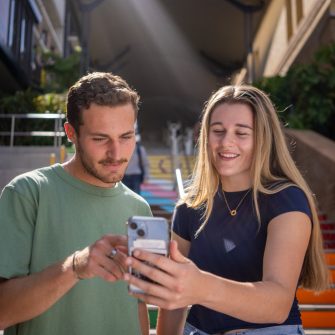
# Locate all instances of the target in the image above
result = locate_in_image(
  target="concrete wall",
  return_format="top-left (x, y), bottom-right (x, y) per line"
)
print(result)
top-left (286, 129), bottom-right (335, 220)
top-left (0, 146), bottom-right (66, 191)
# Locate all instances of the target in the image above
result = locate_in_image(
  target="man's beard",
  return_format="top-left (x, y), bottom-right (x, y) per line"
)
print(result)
top-left (77, 143), bottom-right (128, 185)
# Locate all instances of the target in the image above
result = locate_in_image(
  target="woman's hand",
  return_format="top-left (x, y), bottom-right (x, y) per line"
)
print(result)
top-left (124, 240), bottom-right (205, 309)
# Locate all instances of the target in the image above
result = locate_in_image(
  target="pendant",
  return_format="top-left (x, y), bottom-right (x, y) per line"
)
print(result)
top-left (230, 209), bottom-right (237, 216)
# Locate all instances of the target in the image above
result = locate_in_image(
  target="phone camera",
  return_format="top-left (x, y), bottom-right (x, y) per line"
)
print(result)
top-left (137, 228), bottom-right (145, 237)
top-left (130, 222), bottom-right (138, 230)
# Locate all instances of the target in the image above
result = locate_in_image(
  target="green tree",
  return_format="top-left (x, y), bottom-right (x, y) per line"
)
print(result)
top-left (256, 42), bottom-right (335, 139)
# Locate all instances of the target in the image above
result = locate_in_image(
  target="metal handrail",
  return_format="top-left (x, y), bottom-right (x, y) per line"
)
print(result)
top-left (175, 168), bottom-right (185, 198)
top-left (0, 113), bottom-right (66, 147)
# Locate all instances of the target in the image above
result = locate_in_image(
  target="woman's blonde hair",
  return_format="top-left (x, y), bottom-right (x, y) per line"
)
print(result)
top-left (183, 85), bottom-right (329, 291)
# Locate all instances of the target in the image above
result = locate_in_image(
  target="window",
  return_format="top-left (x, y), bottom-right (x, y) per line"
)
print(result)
top-left (8, 0), bottom-right (16, 48)
top-left (0, 0), bottom-right (10, 45)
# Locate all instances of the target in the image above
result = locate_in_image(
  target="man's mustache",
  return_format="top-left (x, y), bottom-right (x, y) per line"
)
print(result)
top-left (99, 158), bottom-right (128, 165)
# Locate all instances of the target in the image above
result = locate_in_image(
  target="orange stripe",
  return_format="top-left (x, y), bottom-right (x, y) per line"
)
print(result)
top-left (331, 269), bottom-right (335, 283)
top-left (325, 253), bottom-right (335, 266)
top-left (297, 288), bottom-right (335, 304)
top-left (301, 311), bottom-right (335, 328)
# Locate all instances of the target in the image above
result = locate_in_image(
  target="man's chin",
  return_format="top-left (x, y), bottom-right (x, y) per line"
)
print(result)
top-left (101, 173), bottom-right (124, 185)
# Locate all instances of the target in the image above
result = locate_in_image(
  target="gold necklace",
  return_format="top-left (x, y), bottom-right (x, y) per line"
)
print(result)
top-left (222, 189), bottom-right (251, 216)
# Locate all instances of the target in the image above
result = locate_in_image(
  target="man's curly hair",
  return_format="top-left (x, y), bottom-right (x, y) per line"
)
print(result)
top-left (67, 72), bottom-right (139, 134)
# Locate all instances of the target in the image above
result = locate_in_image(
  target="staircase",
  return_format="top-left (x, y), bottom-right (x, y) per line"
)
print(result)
top-left (142, 154), bottom-right (195, 221)
top-left (299, 214), bottom-right (335, 335)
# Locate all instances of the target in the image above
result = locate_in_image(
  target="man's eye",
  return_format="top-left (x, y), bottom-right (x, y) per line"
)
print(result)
top-left (93, 138), bottom-right (105, 141)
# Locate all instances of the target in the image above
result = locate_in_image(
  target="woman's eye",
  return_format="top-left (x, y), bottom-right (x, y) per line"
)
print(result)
top-left (212, 129), bottom-right (224, 134)
top-left (236, 132), bottom-right (250, 136)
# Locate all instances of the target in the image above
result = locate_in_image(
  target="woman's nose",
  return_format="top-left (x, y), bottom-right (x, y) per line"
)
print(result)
top-left (220, 131), bottom-right (235, 146)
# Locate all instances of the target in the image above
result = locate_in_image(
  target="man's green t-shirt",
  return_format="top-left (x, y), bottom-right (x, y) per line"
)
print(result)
top-left (0, 164), bottom-right (152, 335)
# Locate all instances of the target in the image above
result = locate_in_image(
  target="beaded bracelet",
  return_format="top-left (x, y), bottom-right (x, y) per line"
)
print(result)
top-left (72, 251), bottom-right (84, 280)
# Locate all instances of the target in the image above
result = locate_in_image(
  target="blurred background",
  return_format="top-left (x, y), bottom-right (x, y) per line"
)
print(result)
top-left (1, 1), bottom-right (335, 333)
top-left (1, 0), bottom-right (334, 142)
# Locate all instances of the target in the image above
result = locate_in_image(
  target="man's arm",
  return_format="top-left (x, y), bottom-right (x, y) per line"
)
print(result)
top-left (0, 234), bottom-right (127, 330)
top-left (0, 255), bottom-right (77, 329)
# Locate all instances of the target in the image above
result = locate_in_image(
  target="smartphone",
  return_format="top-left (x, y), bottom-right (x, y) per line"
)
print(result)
top-left (127, 215), bottom-right (170, 293)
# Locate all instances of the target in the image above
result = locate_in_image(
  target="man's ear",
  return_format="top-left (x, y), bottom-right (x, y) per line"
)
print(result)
top-left (64, 122), bottom-right (77, 143)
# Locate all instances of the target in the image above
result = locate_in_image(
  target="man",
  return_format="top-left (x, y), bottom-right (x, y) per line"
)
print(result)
top-left (0, 72), bottom-right (152, 335)
top-left (123, 133), bottom-right (150, 194)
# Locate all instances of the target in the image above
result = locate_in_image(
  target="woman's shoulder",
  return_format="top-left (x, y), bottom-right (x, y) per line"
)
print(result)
top-left (264, 184), bottom-right (307, 201)
top-left (260, 184), bottom-right (312, 222)
top-left (174, 201), bottom-right (200, 216)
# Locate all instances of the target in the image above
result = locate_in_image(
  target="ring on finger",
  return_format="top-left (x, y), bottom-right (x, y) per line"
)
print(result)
top-left (108, 248), bottom-right (118, 260)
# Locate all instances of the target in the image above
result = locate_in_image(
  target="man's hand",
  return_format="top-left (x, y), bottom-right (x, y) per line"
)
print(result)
top-left (73, 234), bottom-right (128, 281)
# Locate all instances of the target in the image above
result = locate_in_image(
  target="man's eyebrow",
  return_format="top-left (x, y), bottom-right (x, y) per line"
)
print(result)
top-left (89, 132), bottom-right (109, 137)
top-left (121, 130), bottom-right (135, 136)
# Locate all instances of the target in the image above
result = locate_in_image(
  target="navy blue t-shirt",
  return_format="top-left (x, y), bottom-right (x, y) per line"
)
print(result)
top-left (172, 186), bottom-right (311, 334)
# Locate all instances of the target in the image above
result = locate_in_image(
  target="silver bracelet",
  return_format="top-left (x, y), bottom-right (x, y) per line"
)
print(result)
top-left (72, 251), bottom-right (84, 280)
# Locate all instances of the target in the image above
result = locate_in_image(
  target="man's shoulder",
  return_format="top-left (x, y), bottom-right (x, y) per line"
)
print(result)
top-left (119, 182), bottom-right (150, 206)
top-left (5, 165), bottom-right (57, 192)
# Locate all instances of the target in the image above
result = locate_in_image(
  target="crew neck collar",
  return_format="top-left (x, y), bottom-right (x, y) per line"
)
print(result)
top-left (52, 163), bottom-right (123, 197)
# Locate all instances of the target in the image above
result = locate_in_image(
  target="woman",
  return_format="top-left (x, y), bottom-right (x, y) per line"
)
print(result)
top-left (124, 85), bottom-right (329, 335)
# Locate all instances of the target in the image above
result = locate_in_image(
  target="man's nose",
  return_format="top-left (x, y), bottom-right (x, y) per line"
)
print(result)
top-left (106, 141), bottom-right (121, 159)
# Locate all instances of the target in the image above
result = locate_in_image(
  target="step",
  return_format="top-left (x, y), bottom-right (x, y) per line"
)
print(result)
top-left (321, 222), bottom-right (335, 230)
top-left (325, 253), bottom-right (335, 266)
top-left (324, 242), bottom-right (335, 249)
top-left (297, 288), bottom-right (335, 304)
top-left (300, 306), bottom-right (335, 328)
top-left (329, 267), bottom-right (335, 283)
top-left (305, 329), bottom-right (335, 335)
top-left (323, 231), bottom-right (335, 241)
top-left (319, 212), bottom-right (329, 221)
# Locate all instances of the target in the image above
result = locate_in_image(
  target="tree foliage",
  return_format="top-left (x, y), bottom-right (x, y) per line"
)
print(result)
top-left (256, 42), bottom-right (335, 140)
top-left (0, 50), bottom-right (78, 145)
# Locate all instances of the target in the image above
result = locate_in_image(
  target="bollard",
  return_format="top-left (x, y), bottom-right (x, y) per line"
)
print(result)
top-left (50, 153), bottom-right (56, 165)
top-left (60, 145), bottom-right (66, 163)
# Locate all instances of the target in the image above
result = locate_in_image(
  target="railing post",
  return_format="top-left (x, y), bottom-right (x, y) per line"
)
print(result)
top-left (58, 112), bottom-right (62, 147)
top-left (53, 114), bottom-right (57, 147)
top-left (169, 122), bottom-right (181, 174)
top-left (10, 115), bottom-right (15, 147)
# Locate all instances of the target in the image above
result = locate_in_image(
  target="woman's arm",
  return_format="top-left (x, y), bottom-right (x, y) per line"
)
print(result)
top-left (138, 301), bottom-right (149, 335)
top-left (156, 307), bottom-right (188, 335)
top-left (156, 233), bottom-right (190, 335)
top-left (202, 211), bottom-right (311, 323)
top-left (125, 211), bottom-right (311, 324)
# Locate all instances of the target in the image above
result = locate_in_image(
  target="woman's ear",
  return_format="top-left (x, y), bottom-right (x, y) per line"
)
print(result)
top-left (64, 122), bottom-right (77, 143)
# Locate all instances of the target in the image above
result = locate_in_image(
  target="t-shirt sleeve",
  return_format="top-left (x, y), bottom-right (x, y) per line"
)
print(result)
top-left (0, 186), bottom-right (36, 278)
top-left (264, 186), bottom-right (312, 223)
top-left (138, 200), bottom-right (153, 217)
top-left (171, 204), bottom-right (192, 241)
